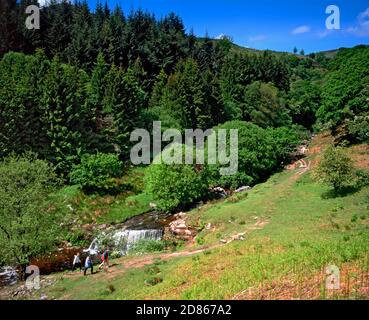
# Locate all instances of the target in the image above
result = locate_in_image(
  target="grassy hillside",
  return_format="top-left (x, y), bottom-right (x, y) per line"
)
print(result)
top-left (22, 134), bottom-right (369, 300)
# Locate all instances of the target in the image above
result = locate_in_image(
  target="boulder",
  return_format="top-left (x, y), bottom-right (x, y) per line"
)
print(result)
top-left (169, 218), bottom-right (194, 238)
top-left (235, 186), bottom-right (252, 193)
top-left (211, 187), bottom-right (228, 198)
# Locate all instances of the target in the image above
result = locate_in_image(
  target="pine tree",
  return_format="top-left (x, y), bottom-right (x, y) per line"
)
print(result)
top-left (202, 70), bottom-right (225, 127)
top-left (41, 56), bottom-right (91, 176)
top-left (109, 5), bottom-right (126, 67)
top-left (89, 52), bottom-right (109, 120)
top-left (0, 51), bottom-right (50, 157)
top-left (156, 13), bottom-right (187, 74)
top-left (194, 33), bottom-right (214, 72)
top-left (44, 0), bottom-right (74, 59)
top-left (66, 0), bottom-right (94, 69)
top-left (156, 59), bottom-right (209, 130)
top-left (149, 69), bottom-right (168, 108)
top-left (105, 65), bottom-right (145, 158)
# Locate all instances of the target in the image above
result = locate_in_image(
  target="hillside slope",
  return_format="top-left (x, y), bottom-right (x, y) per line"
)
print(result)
top-left (10, 133), bottom-right (369, 300)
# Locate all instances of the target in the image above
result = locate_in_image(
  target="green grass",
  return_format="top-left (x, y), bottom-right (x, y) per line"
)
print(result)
top-left (29, 140), bottom-right (369, 300)
top-left (37, 156), bottom-right (369, 300)
top-left (49, 166), bottom-right (152, 226)
top-left (96, 192), bottom-right (153, 224)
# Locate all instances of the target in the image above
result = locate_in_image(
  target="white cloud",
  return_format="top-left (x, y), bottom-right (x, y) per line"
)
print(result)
top-left (38, 0), bottom-right (47, 6)
top-left (248, 34), bottom-right (267, 42)
top-left (346, 7), bottom-right (369, 36)
top-left (215, 34), bottom-right (226, 40)
top-left (291, 25), bottom-right (311, 35)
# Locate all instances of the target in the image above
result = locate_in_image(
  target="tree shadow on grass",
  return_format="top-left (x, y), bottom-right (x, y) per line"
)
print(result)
top-left (321, 185), bottom-right (363, 199)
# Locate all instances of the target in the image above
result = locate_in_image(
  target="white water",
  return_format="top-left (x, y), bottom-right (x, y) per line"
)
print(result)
top-left (84, 229), bottom-right (163, 256)
top-left (0, 266), bottom-right (18, 286)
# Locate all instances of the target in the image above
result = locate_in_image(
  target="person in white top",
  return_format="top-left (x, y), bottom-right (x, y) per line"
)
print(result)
top-left (72, 252), bottom-right (82, 272)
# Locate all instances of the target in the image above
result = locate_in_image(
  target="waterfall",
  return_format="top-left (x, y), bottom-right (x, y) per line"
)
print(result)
top-left (84, 229), bottom-right (163, 256)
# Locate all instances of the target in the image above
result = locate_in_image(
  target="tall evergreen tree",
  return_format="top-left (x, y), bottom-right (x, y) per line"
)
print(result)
top-left (41, 56), bottom-right (91, 176)
top-left (105, 65), bottom-right (145, 158)
top-left (0, 51), bottom-right (50, 157)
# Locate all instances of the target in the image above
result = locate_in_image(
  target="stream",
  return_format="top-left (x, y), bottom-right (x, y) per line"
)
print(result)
top-left (0, 211), bottom-right (174, 288)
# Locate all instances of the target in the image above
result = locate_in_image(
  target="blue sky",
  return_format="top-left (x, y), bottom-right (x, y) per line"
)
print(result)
top-left (83, 0), bottom-right (369, 53)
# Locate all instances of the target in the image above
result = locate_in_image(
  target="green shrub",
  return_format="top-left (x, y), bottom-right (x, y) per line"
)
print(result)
top-left (66, 230), bottom-right (89, 247)
top-left (69, 153), bottom-right (124, 195)
top-left (348, 113), bottom-right (369, 142)
top-left (226, 191), bottom-right (249, 203)
top-left (144, 277), bottom-right (163, 286)
top-left (110, 251), bottom-right (122, 259)
top-left (206, 121), bottom-right (302, 189)
top-left (130, 239), bottom-right (170, 254)
top-left (196, 236), bottom-right (205, 245)
top-left (144, 264), bottom-right (161, 275)
top-left (0, 152), bottom-right (62, 275)
top-left (107, 284), bottom-right (115, 293)
top-left (314, 145), bottom-right (355, 192)
top-left (145, 144), bottom-right (209, 212)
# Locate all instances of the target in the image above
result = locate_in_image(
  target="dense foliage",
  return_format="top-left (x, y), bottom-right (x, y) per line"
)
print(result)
top-left (314, 145), bottom-right (355, 192)
top-left (145, 145), bottom-right (209, 212)
top-left (69, 153), bottom-right (124, 195)
top-left (0, 153), bottom-right (61, 274)
top-left (317, 46), bottom-right (369, 142)
top-left (0, 1), bottom-right (367, 213)
top-left (206, 121), bottom-right (302, 189)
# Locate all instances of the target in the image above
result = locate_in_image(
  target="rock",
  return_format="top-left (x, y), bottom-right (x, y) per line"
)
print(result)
top-left (220, 239), bottom-right (227, 244)
top-left (149, 202), bottom-right (157, 209)
top-left (169, 218), bottom-right (194, 238)
top-left (211, 187), bottom-right (228, 198)
top-left (205, 223), bottom-right (212, 230)
top-left (235, 186), bottom-right (252, 193)
top-left (184, 229), bottom-right (192, 236)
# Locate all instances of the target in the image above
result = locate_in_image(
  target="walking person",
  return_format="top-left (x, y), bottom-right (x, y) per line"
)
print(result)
top-left (99, 249), bottom-right (109, 271)
top-left (72, 252), bottom-right (82, 272)
top-left (84, 255), bottom-right (93, 276)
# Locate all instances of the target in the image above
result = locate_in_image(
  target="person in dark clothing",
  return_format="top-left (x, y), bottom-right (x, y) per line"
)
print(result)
top-left (84, 255), bottom-right (93, 276)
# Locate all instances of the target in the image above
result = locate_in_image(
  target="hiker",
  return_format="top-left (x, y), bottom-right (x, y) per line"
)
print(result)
top-left (72, 252), bottom-right (82, 272)
top-left (99, 249), bottom-right (109, 270)
top-left (84, 255), bottom-right (93, 276)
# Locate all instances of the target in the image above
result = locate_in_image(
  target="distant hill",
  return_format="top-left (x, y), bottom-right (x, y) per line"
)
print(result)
top-left (207, 38), bottom-right (369, 60)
